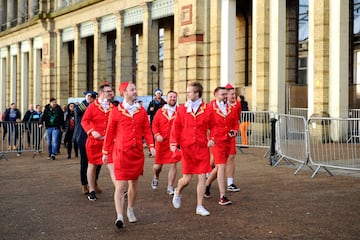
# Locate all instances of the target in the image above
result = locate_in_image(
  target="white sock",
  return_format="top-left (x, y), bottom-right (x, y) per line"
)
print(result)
top-left (116, 214), bottom-right (123, 221)
top-left (227, 178), bottom-right (233, 186)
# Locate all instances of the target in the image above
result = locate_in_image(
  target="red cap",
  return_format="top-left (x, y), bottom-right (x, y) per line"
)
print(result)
top-left (118, 82), bottom-right (129, 95)
top-left (225, 83), bottom-right (234, 89)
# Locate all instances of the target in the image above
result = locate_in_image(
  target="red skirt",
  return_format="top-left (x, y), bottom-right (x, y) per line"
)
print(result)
top-left (211, 140), bottom-right (231, 164)
top-left (113, 146), bottom-right (144, 180)
top-left (229, 137), bottom-right (236, 155)
top-left (86, 136), bottom-right (104, 165)
top-left (155, 139), bottom-right (180, 164)
top-left (181, 144), bottom-right (211, 174)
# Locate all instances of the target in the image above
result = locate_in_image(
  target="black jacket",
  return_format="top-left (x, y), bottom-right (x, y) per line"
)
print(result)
top-left (40, 104), bottom-right (65, 129)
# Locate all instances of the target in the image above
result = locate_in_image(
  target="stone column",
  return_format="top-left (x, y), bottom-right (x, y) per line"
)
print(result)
top-left (9, 44), bottom-right (19, 104)
top-left (74, 24), bottom-right (87, 96)
top-left (220, 0), bottom-right (236, 87)
top-left (251, 0), bottom-right (270, 111)
top-left (33, 45), bottom-right (42, 105)
top-left (41, 31), bottom-right (57, 103)
top-left (115, 11), bottom-right (133, 95)
top-left (0, 0), bottom-right (5, 30)
top-left (93, 18), bottom-right (107, 89)
top-left (20, 47), bottom-right (29, 114)
top-left (0, 47), bottom-right (8, 111)
top-left (56, 29), bottom-right (69, 103)
top-left (308, 0), bottom-right (330, 117)
top-left (137, 3), bottom-right (159, 96)
top-left (162, 26), bottom-right (175, 92)
top-left (28, 0), bottom-right (39, 19)
top-left (18, 0), bottom-right (27, 24)
top-left (28, 39), bottom-right (34, 105)
top-left (328, 0), bottom-right (349, 118)
top-left (268, 0), bottom-right (286, 114)
top-left (7, 0), bottom-right (14, 28)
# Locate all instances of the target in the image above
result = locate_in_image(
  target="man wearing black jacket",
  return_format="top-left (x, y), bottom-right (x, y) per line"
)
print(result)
top-left (39, 98), bottom-right (64, 160)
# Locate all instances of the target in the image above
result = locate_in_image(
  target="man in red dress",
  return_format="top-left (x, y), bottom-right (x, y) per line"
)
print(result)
top-left (225, 83), bottom-right (241, 192)
top-left (81, 82), bottom-right (115, 201)
top-left (151, 90), bottom-right (180, 195)
top-left (170, 82), bottom-right (213, 216)
top-left (102, 81), bottom-right (155, 229)
top-left (204, 86), bottom-right (239, 205)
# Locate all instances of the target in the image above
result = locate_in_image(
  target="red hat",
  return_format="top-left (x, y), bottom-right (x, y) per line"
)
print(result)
top-left (118, 82), bottom-right (129, 95)
top-left (225, 83), bottom-right (234, 89)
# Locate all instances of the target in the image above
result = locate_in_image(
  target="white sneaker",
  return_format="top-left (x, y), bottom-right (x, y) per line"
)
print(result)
top-left (172, 189), bottom-right (181, 208)
top-left (167, 186), bottom-right (174, 195)
top-left (115, 215), bottom-right (124, 228)
top-left (196, 205), bottom-right (210, 216)
top-left (151, 178), bottom-right (158, 190)
top-left (127, 207), bottom-right (137, 223)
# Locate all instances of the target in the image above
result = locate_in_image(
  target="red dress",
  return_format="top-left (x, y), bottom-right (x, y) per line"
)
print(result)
top-left (81, 99), bottom-right (112, 165)
top-left (208, 100), bottom-right (239, 164)
top-left (102, 103), bottom-right (154, 180)
top-left (170, 101), bottom-right (212, 174)
top-left (152, 106), bottom-right (179, 164)
top-left (229, 100), bottom-right (241, 154)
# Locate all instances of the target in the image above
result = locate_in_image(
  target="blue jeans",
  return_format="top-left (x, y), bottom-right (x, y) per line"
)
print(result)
top-left (46, 127), bottom-right (60, 156)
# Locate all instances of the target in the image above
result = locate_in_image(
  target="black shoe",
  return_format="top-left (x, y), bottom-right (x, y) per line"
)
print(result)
top-left (87, 191), bottom-right (97, 201)
top-left (51, 154), bottom-right (56, 160)
top-left (227, 184), bottom-right (240, 192)
top-left (67, 155), bottom-right (71, 159)
top-left (115, 219), bottom-right (124, 228)
top-left (204, 185), bottom-right (211, 198)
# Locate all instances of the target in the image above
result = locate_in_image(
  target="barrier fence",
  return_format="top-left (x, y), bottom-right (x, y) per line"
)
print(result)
top-left (0, 121), bottom-right (44, 160)
top-left (308, 117), bottom-right (360, 178)
top-left (236, 111), bottom-right (275, 152)
top-left (274, 114), bottom-right (311, 174)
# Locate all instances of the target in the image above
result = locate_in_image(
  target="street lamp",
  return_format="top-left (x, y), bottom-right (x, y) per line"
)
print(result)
top-left (150, 65), bottom-right (157, 95)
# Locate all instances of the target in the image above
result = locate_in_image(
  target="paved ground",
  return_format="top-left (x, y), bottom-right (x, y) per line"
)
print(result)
top-left (1, 148), bottom-right (360, 240)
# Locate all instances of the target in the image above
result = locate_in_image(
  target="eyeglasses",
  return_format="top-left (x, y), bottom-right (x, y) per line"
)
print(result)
top-left (102, 90), bottom-right (113, 93)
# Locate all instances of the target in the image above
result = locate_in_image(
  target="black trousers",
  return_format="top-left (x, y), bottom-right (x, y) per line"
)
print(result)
top-left (78, 142), bottom-right (101, 186)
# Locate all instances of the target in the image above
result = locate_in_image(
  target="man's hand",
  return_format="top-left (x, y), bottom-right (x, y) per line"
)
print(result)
top-left (102, 154), bottom-right (108, 164)
top-left (91, 131), bottom-right (102, 139)
top-left (156, 135), bottom-right (163, 142)
top-left (228, 130), bottom-right (237, 137)
top-left (170, 145), bottom-right (176, 153)
top-left (149, 148), bottom-right (156, 157)
top-left (207, 139), bottom-right (215, 147)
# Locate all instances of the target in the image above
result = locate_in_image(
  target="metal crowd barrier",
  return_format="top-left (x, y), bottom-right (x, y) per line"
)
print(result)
top-left (236, 111), bottom-right (275, 154)
top-left (308, 117), bottom-right (360, 178)
top-left (0, 121), bottom-right (44, 160)
top-left (289, 107), bottom-right (308, 120)
top-left (274, 114), bottom-right (311, 174)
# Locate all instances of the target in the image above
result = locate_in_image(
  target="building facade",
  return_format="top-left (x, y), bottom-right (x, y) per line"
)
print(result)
top-left (0, 0), bottom-right (358, 118)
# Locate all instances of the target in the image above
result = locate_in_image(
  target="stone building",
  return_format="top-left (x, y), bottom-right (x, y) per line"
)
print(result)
top-left (0, 0), bottom-right (358, 118)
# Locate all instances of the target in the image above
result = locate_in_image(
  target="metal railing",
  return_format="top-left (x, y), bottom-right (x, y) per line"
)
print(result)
top-left (308, 117), bottom-right (360, 178)
top-left (274, 114), bottom-right (311, 174)
top-left (236, 111), bottom-right (275, 152)
top-left (0, 121), bottom-right (44, 160)
top-left (289, 107), bottom-right (308, 120)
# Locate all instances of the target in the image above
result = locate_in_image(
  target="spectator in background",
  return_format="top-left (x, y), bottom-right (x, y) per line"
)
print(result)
top-left (239, 95), bottom-right (250, 146)
top-left (64, 102), bottom-right (78, 159)
top-left (3, 103), bottom-right (21, 155)
top-left (147, 88), bottom-right (166, 127)
top-left (22, 104), bottom-right (34, 147)
top-left (39, 98), bottom-right (65, 160)
top-left (28, 104), bottom-right (43, 153)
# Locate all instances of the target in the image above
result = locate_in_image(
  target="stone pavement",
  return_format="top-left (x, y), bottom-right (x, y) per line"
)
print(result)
top-left (1, 148), bottom-right (360, 240)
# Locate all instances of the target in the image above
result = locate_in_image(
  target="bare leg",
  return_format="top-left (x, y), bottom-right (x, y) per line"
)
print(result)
top-left (87, 163), bottom-right (96, 192)
top-left (197, 174), bottom-right (206, 207)
top-left (217, 164), bottom-right (226, 198)
top-left (167, 163), bottom-right (177, 188)
top-left (127, 179), bottom-right (138, 209)
top-left (114, 180), bottom-right (127, 220)
top-left (107, 163), bottom-right (116, 187)
top-left (176, 174), bottom-right (192, 194)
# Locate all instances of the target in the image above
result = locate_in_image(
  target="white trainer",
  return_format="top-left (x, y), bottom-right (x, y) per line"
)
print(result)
top-left (196, 205), bottom-right (210, 216)
top-left (172, 189), bottom-right (181, 208)
top-left (151, 178), bottom-right (158, 190)
top-left (127, 207), bottom-right (138, 223)
top-left (167, 186), bottom-right (174, 195)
